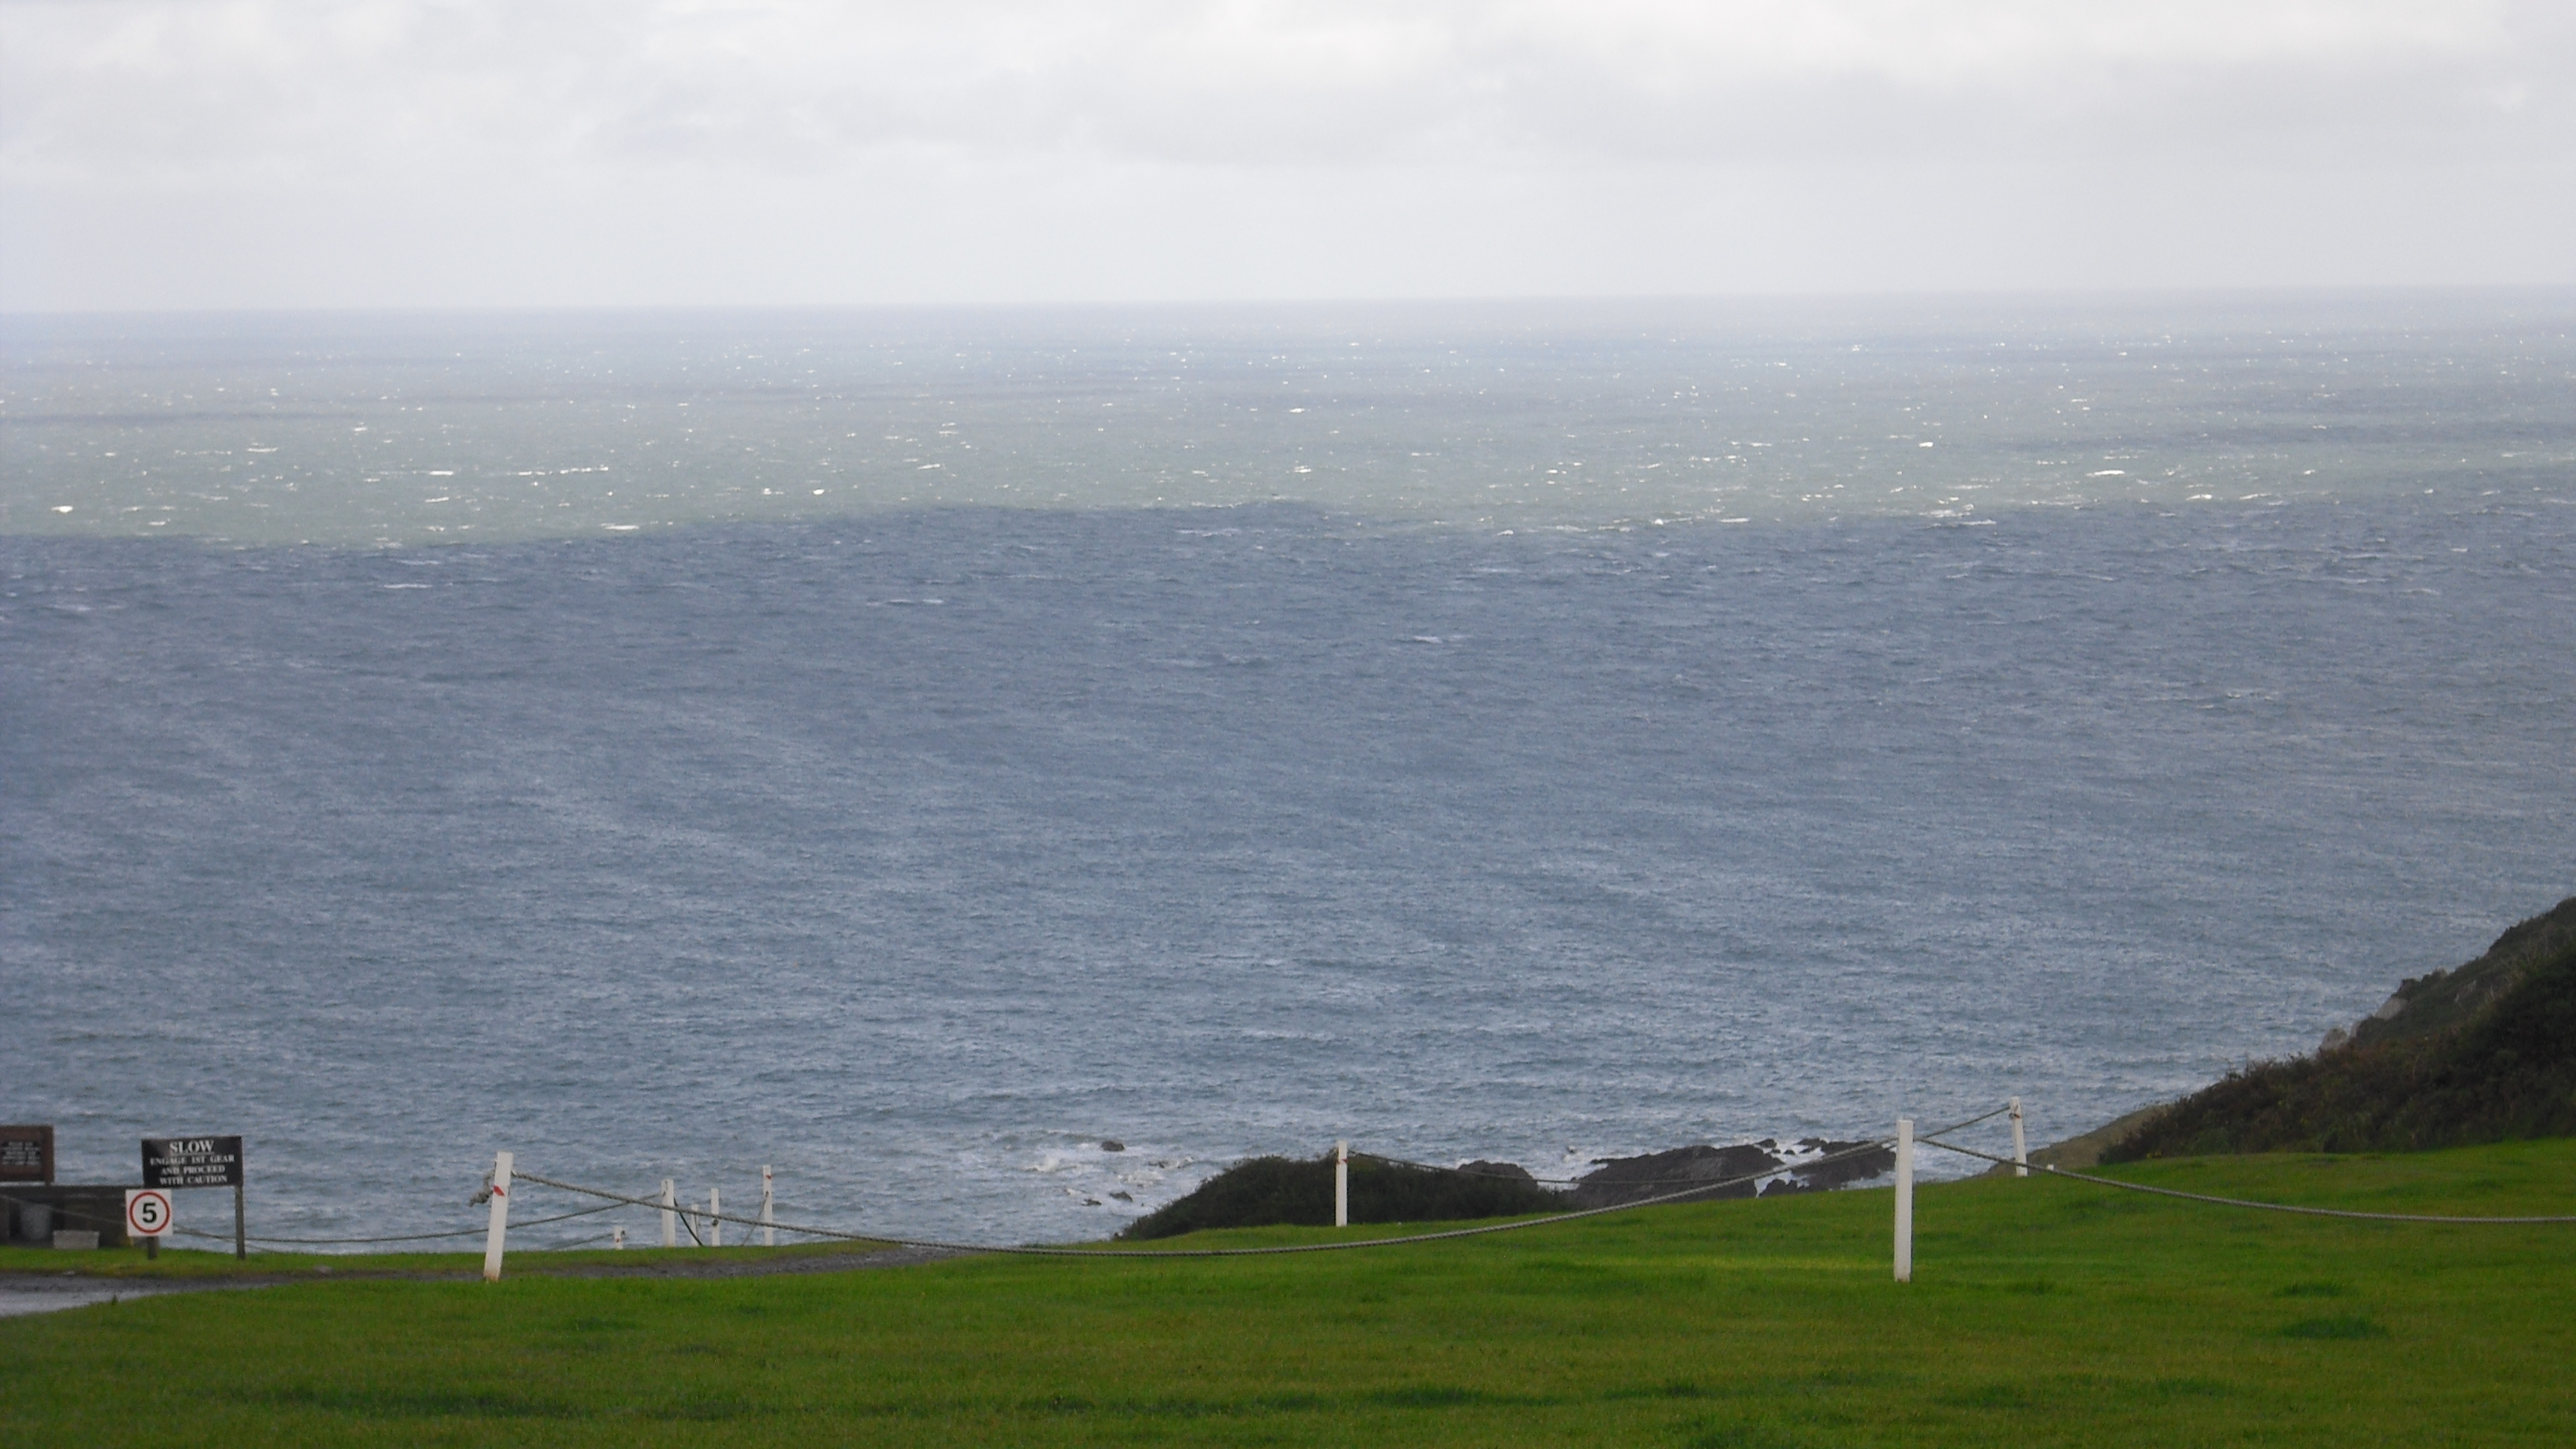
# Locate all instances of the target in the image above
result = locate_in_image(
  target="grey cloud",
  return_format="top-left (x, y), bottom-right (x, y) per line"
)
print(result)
top-left (9, 0), bottom-right (2569, 179)
top-left (3, 0), bottom-right (2570, 306)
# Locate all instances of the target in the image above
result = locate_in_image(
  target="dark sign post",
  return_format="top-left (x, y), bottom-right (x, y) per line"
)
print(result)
top-left (0, 1126), bottom-right (54, 1185)
top-left (143, 1137), bottom-right (245, 1260)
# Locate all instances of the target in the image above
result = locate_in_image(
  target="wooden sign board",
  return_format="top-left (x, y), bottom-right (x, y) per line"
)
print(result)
top-left (142, 1136), bottom-right (244, 1190)
top-left (0, 1125), bottom-right (53, 1184)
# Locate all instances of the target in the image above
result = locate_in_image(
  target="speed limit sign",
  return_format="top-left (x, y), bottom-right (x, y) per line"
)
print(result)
top-left (126, 1187), bottom-right (174, 1240)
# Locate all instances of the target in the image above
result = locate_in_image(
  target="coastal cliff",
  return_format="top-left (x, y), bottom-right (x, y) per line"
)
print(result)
top-left (2103, 896), bottom-right (2576, 1161)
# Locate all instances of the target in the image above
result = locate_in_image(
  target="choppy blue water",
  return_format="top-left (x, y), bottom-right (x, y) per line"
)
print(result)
top-left (4, 298), bottom-right (2572, 1247)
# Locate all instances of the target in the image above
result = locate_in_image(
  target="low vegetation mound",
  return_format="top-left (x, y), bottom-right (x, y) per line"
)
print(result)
top-left (2107, 896), bottom-right (2576, 1161)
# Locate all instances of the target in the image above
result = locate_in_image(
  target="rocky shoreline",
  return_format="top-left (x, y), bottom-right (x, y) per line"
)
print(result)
top-left (1560, 1139), bottom-right (1895, 1208)
top-left (1122, 1134), bottom-right (1898, 1238)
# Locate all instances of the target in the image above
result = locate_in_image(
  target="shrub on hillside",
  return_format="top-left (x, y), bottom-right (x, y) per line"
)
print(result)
top-left (2107, 897), bottom-right (2576, 1160)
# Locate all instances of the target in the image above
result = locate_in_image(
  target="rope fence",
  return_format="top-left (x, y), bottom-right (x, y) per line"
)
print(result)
top-left (465, 1102), bottom-right (2017, 1277)
top-left (167, 1199), bottom-right (629, 1247)
top-left (1, 1187), bottom-right (628, 1251)
top-left (1913, 1134), bottom-right (2576, 1225)
top-left (507, 1134), bottom-right (1909, 1263)
top-left (28, 1098), bottom-right (2566, 1284)
top-left (1870, 1102), bottom-right (2576, 1284)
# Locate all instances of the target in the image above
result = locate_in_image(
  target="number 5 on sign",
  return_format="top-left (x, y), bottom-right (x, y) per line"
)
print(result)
top-left (126, 1188), bottom-right (174, 1240)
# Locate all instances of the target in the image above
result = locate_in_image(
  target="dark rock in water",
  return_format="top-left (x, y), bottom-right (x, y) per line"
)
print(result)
top-left (1099, 1139), bottom-right (1126, 1152)
top-left (1108, 1190), bottom-right (1133, 1202)
top-left (1787, 1140), bottom-right (1897, 1190)
top-left (1119, 1131), bottom-right (1901, 1240)
top-left (1570, 1143), bottom-right (1784, 1208)
top-left (1118, 1150), bottom-right (1562, 1240)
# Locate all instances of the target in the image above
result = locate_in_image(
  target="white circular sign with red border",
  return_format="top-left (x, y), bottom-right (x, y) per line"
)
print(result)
top-left (126, 1187), bottom-right (174, 1239)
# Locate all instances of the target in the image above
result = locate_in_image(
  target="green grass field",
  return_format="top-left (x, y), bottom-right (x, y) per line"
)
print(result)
top-left (6, 1140), bottom-right (2573, 1445)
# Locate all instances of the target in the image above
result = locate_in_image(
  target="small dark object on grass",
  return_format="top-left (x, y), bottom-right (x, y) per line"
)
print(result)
top-left (2279, 1316), bottom-right (2388, 1340)
top-left (2275, 1282), bottom-right (2349, 1299)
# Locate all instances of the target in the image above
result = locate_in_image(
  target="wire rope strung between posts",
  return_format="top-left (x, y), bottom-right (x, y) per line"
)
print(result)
top-left (164, 1199), bottom-right (630, 1247)
top-left (537, 1230), bottom-right (621, 1250)
top-left (1916, 1135), bottom-right (2576, 1224)
top-left (506, 1134), bottom-right (1915, 1261)
top-left (0, 1186), bottom-right (622, 1250)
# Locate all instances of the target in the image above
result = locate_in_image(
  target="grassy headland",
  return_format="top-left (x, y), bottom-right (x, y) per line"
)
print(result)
top-left (6, 1140), bottom-right (2573, 1445)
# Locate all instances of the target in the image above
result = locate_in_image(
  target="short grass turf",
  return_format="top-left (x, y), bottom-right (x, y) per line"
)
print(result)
top-left (6, 1140), bottom-right (2574, 1446)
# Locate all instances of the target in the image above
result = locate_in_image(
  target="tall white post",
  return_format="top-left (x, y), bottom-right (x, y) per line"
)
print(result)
top-left (482, 1151), bottom-right (514, 1283)
top-left (2010, 1097), bottom-right (2027, 1178)
top-left (1892, 1120), bottom-right (1913, 1284)
top-left (761, 1165), bottom-right (775, 1248)
top-left (1335, 1140), bottom-right (1348, 1228)
top-left (709, 1187), bottom-right (722, 1248)
top-left (661, 1178), bottom-right (677, 1248)
top-left (613, 1226), bottom-right (625, 1251)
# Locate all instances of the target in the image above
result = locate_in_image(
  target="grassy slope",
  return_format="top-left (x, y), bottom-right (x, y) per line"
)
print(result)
top-left (5, 1141), bottom-right (2573, 1446)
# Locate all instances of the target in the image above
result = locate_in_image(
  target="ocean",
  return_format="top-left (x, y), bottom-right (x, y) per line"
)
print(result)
top-left (4, 294), bottom-right (2572, 1246)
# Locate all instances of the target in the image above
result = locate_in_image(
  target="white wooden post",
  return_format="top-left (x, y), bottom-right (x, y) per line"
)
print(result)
top-left (482, 1151), bottom-right (514, 1283)
top-left (761, 1165), bottom-right (775, 1248)
top-left (613, 1226), bottom-right (625, 1250)
top-left (709, 1187), bottom-right (722, 1248)
top-left (1892, 1120), bottom-right (1913, 1284)
top-left (2010, 1097), bottom-right (2027, 1178)
top-left (660, 1178), bottom-right (676, 1248)
top-left (1335, 1140), bottom-right (1348, 1228)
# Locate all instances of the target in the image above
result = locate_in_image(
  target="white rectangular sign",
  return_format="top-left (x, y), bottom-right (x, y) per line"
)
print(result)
top-left (126, 1187), bottom-right (174, 1239)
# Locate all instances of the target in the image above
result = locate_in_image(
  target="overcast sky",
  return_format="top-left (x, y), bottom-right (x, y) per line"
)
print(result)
top-left (4, 0), bottom-right (2571, 310)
